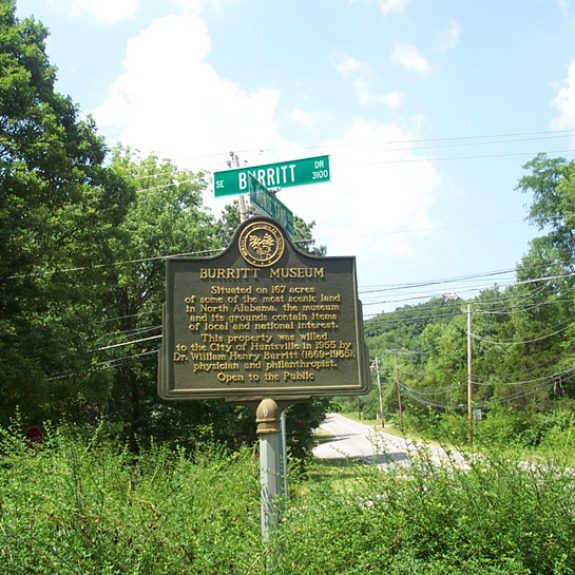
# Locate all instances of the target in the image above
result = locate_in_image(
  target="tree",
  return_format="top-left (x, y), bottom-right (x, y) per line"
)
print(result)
top-left (514, 153), bottom-right (575, 403)
top-left (0, 3), bottom-right (133, 425)
top-left (96, 147), bottom-right (224, 448)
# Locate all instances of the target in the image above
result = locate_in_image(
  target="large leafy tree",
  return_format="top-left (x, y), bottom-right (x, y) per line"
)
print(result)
top-left (513, 153), bottom-right (575, 403)
top-left (0, 2), bottom-right (133, 424)
top-left (96, 159), bottom-right (331, 456)
top-left (97, 147), bottom-right (224, 448)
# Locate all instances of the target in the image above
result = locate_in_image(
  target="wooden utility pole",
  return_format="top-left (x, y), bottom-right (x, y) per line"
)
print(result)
top-left (229, 151), bottom-right (248, 223)
top-left (467, 304), bottom-right (473, 446)
top-left (374, 357), bottom-right (385, 429)
top-left (393, 350), bottom-right (404, 432)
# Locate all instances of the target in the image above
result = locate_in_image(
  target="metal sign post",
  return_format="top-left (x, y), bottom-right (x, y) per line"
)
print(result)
top-left (256, 399), bottom-right (283, 542)
top-left (248, 175), bottom-right (294, 235)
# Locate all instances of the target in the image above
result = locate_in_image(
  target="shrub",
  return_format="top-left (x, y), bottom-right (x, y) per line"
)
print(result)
top-left (0, 425), bottom-right (262, 574)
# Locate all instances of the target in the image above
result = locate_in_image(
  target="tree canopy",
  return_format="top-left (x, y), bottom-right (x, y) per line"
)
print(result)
top-left (0, 2), bottom-right (133, 423)
top-left (0, 3), bottom-right (329, 457)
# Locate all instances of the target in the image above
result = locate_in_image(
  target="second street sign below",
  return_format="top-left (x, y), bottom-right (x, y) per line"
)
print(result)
top-left (214, 155), bottom-right (330, 197)
top-left (249, 175), bottom-right (294, 236)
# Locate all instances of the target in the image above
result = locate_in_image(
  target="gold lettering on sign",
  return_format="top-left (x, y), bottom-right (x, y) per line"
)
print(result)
top-left (269, 267), bottom-right (325, 279)
top-left (175, 265), bottom-right (355, 387)
top-left (200, 268), bottom-right (260, 280)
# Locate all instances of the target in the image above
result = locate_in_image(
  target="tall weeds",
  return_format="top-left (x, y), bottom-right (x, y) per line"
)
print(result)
top-left (0, 425), bottom-right (262, 574)
top-left (1, 424), bottom-right (573, 574)
top-left (275, 446), bottom-right (575, 575)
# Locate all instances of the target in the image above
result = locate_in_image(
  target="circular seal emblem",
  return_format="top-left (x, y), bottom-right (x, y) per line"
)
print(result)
top-left (239, 221), bottom-right (285, 267)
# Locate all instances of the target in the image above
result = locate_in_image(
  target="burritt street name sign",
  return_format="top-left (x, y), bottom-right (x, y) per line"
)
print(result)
top-left (213, 155), bottom-right (330, 198)
top-left (158, 216), bottom-right (369, 401)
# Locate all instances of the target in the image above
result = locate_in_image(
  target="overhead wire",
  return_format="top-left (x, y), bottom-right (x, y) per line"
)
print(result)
top-left (362, 271), bottom-right (575, 308)
top-left (97, 334), bottom-right (162, 351)
top-left (470, 320), bottom-right (575, 347)
top-left (97, 349), bottom-right (158, 368)
top-left (190, 128), bottom-right (575, 164)
top-left (471, 364), bottom-right (575, 387)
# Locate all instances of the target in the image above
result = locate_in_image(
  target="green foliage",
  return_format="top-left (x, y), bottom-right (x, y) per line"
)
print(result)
top-left (362, 154), bottom-right (575, 443)
top-left (2, 425), bottom-right (574, 574)
top-left (96, 147), bottom-right (221, 449)
top-left (276, 451), bottom-right (575, 575)
top-left (0, 425), bottom-right (262, 574)
top-left (521, 407), bottom-right (575, 448)
top-left (0, 3), bottom-right (133, 424)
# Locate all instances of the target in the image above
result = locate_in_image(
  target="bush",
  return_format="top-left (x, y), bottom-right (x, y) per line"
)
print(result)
top-left (521, 409), bottom-right (575, 448)
top-left (275, 448), bottom-right (575, 575)
top-left (1, 423), bottom-right (574, 574)
top-left (0, 424), bottom-right (262, 574)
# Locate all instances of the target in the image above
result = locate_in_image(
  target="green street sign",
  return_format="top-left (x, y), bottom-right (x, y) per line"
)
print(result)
top-left (213, 155), bottom-right (330, 197)
top-left (249, 175), bottom-right (294, 235)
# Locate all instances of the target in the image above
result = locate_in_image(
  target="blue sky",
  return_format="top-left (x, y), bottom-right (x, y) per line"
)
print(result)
top-left (15, 0), bottom-right (575, 315)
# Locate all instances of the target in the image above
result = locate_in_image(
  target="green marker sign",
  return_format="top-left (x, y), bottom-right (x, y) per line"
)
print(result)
top-left (249, 175), bottom-right (294, 235)
top-left (213, 155), bottom-right (330, 197)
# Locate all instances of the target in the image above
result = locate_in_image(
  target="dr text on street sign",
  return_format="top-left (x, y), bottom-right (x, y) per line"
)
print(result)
top-left (213, 155), bottom-right (330, 197)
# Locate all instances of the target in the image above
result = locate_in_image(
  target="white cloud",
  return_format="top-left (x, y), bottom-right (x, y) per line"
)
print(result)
top-left (558, 0), bottom-right (570, 15)
top-left (281, 120), bottom-right (441, 262)
top-left (353, 78), bottom-right (402, 108)
top-left (378, 0), bottom-right (409, 14)
top-left (353, 78), bottom-right (372, 106)
top-left (373, 91), bottom-right (403, 108)
top-left (92, 14), bottom-right (283, 170)
top-left (92, 14), bottom-right (440, 273)
top-left (290, 108), bottom-right (328, 130)
top-left (551, 61), bottom-right (575, 131)
top-left (390, 42), bottom-right (431, 74)
top-left (331, 51), bottom-right (402, 108)
top-left (436, 20), bottom-right (461, 52)
top-left (330, 51), bottom-right (368, 77)
top-left (172, 0), bottom-right (241, 14)
top-left (47, 0), bottom-right (139, 24)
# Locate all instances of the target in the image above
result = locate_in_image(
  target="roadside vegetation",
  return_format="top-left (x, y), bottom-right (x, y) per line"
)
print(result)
top-left (1, 424), bottom-right (574, 574)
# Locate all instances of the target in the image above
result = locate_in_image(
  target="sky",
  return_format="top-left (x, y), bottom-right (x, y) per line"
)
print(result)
top-left (15, 0), bottom-right (575, 316)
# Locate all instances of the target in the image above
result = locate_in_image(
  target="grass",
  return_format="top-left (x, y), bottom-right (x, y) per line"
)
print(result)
top-left (1, 422), bottom-right (574, 574)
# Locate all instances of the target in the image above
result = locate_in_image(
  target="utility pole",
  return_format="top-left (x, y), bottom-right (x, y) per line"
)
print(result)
top-left (467, 304), bottom-right (473, 446)
top-left (393, 350), bottom-right (404, 432)
top-left (229, 151), bottom-right (248, 223)
top-left (374, 357), bottom-right (385, 429)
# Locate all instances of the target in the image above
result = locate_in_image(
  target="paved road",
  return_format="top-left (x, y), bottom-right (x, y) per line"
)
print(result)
top-left (313, 413), bottom-right (465, 468)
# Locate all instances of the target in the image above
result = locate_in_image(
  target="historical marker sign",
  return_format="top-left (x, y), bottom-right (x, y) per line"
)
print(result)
top-left (213, 155), bottom-right (330, 198)
top-left (158, 216), bottom-right (369, 401)
top-left (249, 175), bottom-right (294, 235)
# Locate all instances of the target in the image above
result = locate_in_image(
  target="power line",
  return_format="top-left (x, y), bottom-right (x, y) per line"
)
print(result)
top-left (359, 266), bottom-right (518, 293)
top-left (472, 365), bottom-right (575, 387)
top-left (470, 320), bottom-right (574, 347)
top-left (97, 334), bottom-right (162, 351)
top-left (97, 349), bottom-right (158, 368)
top-left (340, 148), bottom-right (575, 166)
top-left (198, 129), bottom-right (575, 160)
top-left (362, 271), bottom-right (575, 307)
